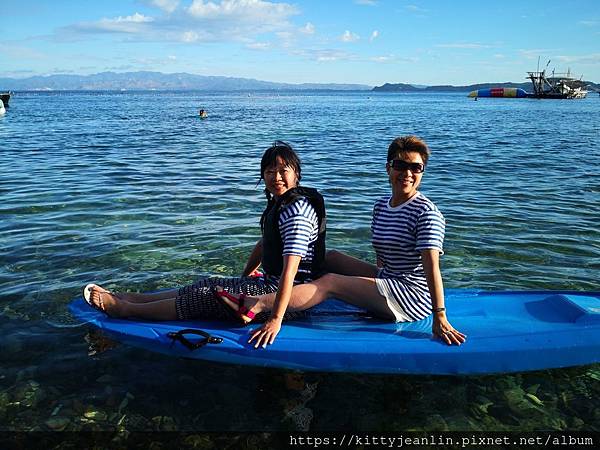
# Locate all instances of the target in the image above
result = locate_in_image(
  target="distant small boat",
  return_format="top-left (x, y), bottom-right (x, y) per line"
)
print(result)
top-left (0, 91), bottom-right (10, 107)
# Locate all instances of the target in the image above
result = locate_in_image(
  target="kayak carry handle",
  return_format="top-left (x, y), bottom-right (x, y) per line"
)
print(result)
top-left (167, 329), bottom-right (223, 351)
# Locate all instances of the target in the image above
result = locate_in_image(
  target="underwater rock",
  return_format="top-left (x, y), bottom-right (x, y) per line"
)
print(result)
top-left (284, 372), bottom-right (306, 391)
top-left (152, 415), bottom-right (178, 431)
top-left (503, 387), bottom-right (545, 418)
top-left (96, 374), bottom-right (118, 384)
top-left (1, 305), bottom-right (31, 321)
top-left (15, 380), bottom-right (46, 408)
top-left (45, 416), bottom-right (70, 431)
top-left (468, 403), bottom-right (490, 420)
top-left (356, 413), bottom-right (381, 430)
top-left (487, 405), bottom-right (520, 426)
top-left (445, 414), bottom-right (484, 431)
top-left (84, 409), bottom-right (108, 421)
top-left (284, 404), bottom-right (313, 432)
top-left (177, 375), bottom-right (197, 385)
top-left (117, 392), bottom-right (134, 415)
top-left (121, 413), bottom-right (152, 430)
top-left (5, 335), bottom-right (24, 354)
top-left (183, 434), bottom-right (215, 449)
top-left (569, 417), bottom-right (585, 429)
top-left (525, 393), bottom-right (544, 406)
top-left (424, 414), bottom-right (449, 431)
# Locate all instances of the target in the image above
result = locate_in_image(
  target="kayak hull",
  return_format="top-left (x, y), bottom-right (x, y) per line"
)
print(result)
top-left (69, 289), bottom-right (600, 375)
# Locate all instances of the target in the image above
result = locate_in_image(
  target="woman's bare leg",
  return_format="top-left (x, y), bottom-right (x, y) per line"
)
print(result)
top-left (116, 289), bottom-right (179, 303)
top-left (324, 250), bottom-right (378, 277)
top-left (85, 284), bottom-right (178, 304)
top-left (89, 288), bottom-right (177, 320)
top-left (218, 273), bottom-right (395, 320)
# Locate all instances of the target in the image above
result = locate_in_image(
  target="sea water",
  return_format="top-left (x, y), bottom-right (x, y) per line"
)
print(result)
top-left (1, 91), bottom-right (599, 433)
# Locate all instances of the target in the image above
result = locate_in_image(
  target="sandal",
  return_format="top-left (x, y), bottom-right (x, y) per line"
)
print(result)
top-left (214, 287), bottom-right (256, 324)
top-left (83, 283), bottom-right (106, 311)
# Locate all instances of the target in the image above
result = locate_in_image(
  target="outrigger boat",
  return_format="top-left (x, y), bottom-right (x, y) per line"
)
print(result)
top-left (468, 60), bottom-right (588, 99)
top-left (527, 62), bottom-right (587, 99)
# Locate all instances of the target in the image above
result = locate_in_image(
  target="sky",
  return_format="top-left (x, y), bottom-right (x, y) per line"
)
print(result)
top-left (2, 0), bottom-right (599, 86)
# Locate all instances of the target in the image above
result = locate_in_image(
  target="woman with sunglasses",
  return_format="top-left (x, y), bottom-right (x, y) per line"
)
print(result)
top-left (83, 141), bottom-right (326, 329)
top-left (218, 136), bottom-right (465, 348)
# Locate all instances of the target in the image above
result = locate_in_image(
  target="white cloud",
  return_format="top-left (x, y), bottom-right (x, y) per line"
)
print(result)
top-left (370, 55), bottom-right (392, 62)
top-left (341, 30), bottom-right (360, 43)
top-left (518, 49), bottom-right (558, 59)
top-left (149, 0), bottom-right (180, 13)
top-left (300, 22), bottom-right (315, 34)
top-left (316, 50), bottom-right (351, 61)
top-left (0, 43), bottom-right (48, 60)
top-left (182, 31), bottom-right (200, 42)
top-left (554, 53), bottom-right (600, 65)
top-left (579, 20), bottom-right (599, 27)
top-left (92, 13), bottom-right (155, 34)
top-left (405, 5), bottom-right (427, 13)
top-left (370, 30), bottom-right (379, 42)
top-left (291, 48), bottom-right (356, 62)
top-left (246, 41), bottom-right (271, 50)
top-left (354, 0), bottom-right (377, 5)
top-left (187, 0), bottom-right (297, 23)
top-left (59, 0), bottom-right (298, 43)
top-left (436, 43), bottom-right (491, 49)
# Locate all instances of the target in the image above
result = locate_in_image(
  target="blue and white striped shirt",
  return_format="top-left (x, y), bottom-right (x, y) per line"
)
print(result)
top-left (270, 197), bottom-right (319, 282)
top-left (371, 192), bottom-right (445, 320)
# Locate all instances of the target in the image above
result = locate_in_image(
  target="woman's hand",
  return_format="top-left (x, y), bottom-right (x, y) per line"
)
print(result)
top-left (248, 316), bottom-right (283, 348)
top-left (432, 313), bottom-right (466, 345)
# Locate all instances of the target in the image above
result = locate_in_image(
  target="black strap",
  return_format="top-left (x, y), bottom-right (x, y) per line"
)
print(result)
top-left (167, 329), bottom-right (223, 351)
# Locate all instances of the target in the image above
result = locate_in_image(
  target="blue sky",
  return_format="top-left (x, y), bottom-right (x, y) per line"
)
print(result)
top-left (2, 0), bottom-right (599, 85)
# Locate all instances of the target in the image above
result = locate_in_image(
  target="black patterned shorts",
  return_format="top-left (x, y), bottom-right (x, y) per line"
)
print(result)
top-left (175, 276), bottom-right (306, 322)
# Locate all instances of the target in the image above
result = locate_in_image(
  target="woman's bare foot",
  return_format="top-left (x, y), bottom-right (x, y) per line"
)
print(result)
top-left (84, 284), bottom-right (128, 318)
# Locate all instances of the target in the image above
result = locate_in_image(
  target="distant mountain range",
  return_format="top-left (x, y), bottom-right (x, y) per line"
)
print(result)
top-left (0, 71), bottom-right (370, 91)
top-left (1, 71), bottom-right (598, 92)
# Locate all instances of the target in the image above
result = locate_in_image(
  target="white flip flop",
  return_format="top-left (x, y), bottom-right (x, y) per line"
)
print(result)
top-left (83, 283), bottom-right (106, 310)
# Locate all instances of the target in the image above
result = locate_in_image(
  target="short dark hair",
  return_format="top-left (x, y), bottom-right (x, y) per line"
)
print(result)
top-left (260, 140), bottom-right (302, 182)
top-left (387, 136), bottom-right (430, 165)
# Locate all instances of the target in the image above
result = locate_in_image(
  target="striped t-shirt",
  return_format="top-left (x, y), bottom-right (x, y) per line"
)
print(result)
top-left (266, 197), bottom-right (319, 283)
top-left (371, 192), bottom-right (445, 321)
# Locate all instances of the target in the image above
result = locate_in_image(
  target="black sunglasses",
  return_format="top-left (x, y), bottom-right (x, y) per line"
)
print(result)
top-left (388, 159), bottom-right (425, 173)
top-left (272, 140), bottom-right (292, 149)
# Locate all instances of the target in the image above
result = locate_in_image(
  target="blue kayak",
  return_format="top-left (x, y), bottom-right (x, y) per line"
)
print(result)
top-left (69, 289), bottom-right (600, 375)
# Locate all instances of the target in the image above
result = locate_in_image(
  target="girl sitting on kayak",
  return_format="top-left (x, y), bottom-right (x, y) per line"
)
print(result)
top-left (83, 141), bottom-right (327, 334)
top-left (217, 136), bottom-right (466, 348)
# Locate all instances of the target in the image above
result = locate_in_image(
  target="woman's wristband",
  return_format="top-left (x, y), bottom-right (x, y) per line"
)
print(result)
top-left (432, 307), bottom-right (446, 313)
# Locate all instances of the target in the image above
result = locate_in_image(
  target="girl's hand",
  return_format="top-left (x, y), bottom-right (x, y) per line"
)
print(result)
top-left (248, 316), bottom-right (283, 349)
top-left (433, 314), bottom-right (466, 346)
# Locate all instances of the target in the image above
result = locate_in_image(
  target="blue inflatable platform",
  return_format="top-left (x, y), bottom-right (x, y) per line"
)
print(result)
top-left (69, 289), bottom-right (600, 375)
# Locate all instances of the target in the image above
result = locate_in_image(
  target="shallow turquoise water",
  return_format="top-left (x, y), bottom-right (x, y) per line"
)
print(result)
top-left (0, 91), bottom-right (599, 433)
